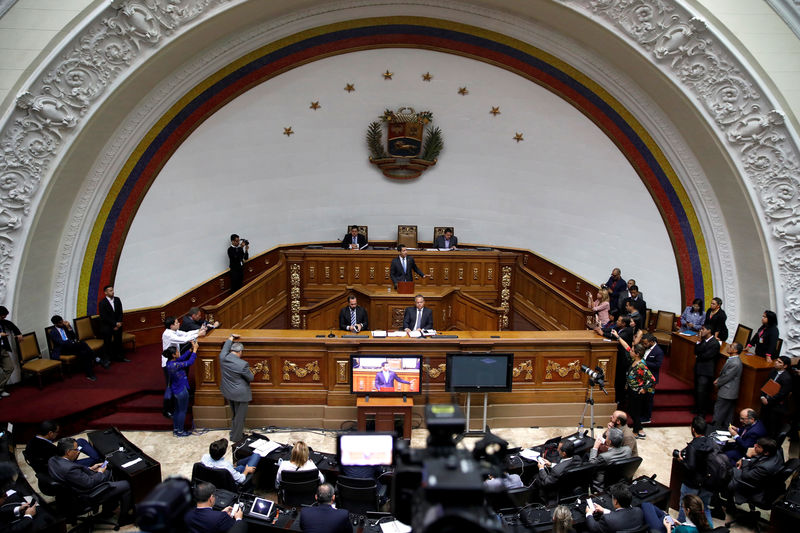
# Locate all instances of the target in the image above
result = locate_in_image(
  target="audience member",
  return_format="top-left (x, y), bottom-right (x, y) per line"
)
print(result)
top-left (551, 504), bottom-right (575, 533)
top-left (433, 228), bottom-right (458, 249)
top-left (626, 342), bottom-right (655, 438)
top-left (703, 297), bottom-right (728, 342)
top-left (49, 315), bottom-right (108, 382)
top-left (584, 484), bottom-right (644, 533)
top-left (680, 298), bottom-right (705, 332)
top-left (642, 493), bottom-right (711, 533)
top-left (746, 310), bottom-right (779, 361)
top-left (48, 437), bottom-right (133, 524)
top-left (166, 340), bottom-right (198, 437)
top-left (200, 439), bottom-right (258, 486)
top-left (726, 437), bottom-right (784, 504)
top-left (601, 268), bottom-right (626, 316)
top-left (403, 294), bottom-right (433, 333)
top-left (712, 343), bottom-right (743, 429)
top-left (723, 409), bottom-right (767, 465)
top-left (534, 439), bottom-right (582, 499)
top-left (183, 481), bottom-right (246, 533)
top-left (624, 300), bottom-right (644, 331)
top-left (622, 285), bottom-right (646, 320)
top-left (675, 417), bottom-right (713, 526)
top-left (24, 420), bottom-right (102, 474)
top-left (616, 278), bottom-right (639, 315)
top-left (219, 334), bottom-right (252, 442)
top-left (275, 441), bottom-right (324, 488)
top-left (598, 314), bottom-right (635, 406)
top-left (587, 289), bottom-right (611, 328)
top-left (588, 427), bottom-right (631, 485)
top-left (760, 355), bottom-right (793, 438)
top-left (389, 244), bottom-right (427, 288)
top-left (228, 234), bottom-right (249, 293)
top-left (341, 226), bottom-right (367, 250)
top-left (339, 294), bottom-right (368, 333)
top-left (98, 285), bottom-right (130, 362)
top-left (601, 411), bottom-right (638, 457)
top-left (298, 483), bottom-right (350, 533)
top-left (693, 325), bottom-right (719, 417)
top-left (0, 306), bottom-right (23, 398)
top-left (641, 333), bottom-right (664, 423)
top-left (0, 462), bottom-right (37, 533)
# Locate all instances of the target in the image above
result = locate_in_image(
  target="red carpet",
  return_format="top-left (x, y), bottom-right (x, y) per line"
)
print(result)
top-left (650, 353), bottom-right (697, 427)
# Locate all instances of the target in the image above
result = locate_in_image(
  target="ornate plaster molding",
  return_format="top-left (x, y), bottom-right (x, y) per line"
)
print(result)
top-left (766, 0), bottom-right (800, 40)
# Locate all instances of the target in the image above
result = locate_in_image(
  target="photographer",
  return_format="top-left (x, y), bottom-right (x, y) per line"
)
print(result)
top-left (228, 234), bottom-right (249, 293)
top-left (673, 417), bottom-right (714, 526)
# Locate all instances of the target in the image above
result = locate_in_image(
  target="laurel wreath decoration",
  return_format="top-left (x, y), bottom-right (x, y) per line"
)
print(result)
top-left (367, 121), bottom-right (387, 159)
top-left (421, 126), bottom-right (443, 162)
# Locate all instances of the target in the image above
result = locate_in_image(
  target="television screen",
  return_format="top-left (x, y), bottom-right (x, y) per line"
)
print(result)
top-left (338, 432), bottom-right (394, 466)
top-left (445, 352), bottom-right (514, 392)
top-left (350, 355), bottom-right (422, 395)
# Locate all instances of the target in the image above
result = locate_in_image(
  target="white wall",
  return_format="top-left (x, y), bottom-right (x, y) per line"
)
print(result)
top-left (116, 49), bottom-right (680, 311)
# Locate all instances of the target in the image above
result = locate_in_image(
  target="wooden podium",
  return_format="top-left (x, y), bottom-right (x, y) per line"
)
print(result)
top-left (397, 281), bottom-right (414, 294)
top-left (356, 397), bottom-right (413, 439)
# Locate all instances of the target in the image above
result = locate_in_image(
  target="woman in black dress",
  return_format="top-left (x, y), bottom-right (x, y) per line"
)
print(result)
top-left (747, 310), bottom-right (779, 361)
top-left (704, 297), bottom-right (728, 342)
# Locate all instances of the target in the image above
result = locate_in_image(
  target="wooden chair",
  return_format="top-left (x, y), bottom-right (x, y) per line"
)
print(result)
top-left (432, 226), bottom-right (455, 246)
top-left (651, 310), bottom-right (676, 349)
top-left (733, 324), bottom-right (753, 348)
top-left (18, 332), bottom-right (63, 388)
top-left (776, 338), bottom-right (783, 357)
top-left (43, 325), bottom-right (78, 375)
top-left (644, 309), bottom-right (652, 331)
top-left (73, 316), bottom-right (105, 358)
top-left (397, 225), bottom-right (418, 248)
top-left (90, 314), bottom-right (135, 352)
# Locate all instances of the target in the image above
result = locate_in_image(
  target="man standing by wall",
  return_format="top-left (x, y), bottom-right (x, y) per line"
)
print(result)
top-left (390, 245), bottom-right (427, 289)
top-left (219, 334), bottom-right (253, 442)
top-left (0, 306), bottom-right (22, 398)
top-left (227, 235), bottom-right (249, 293)
top-left (98, 285), bottom-right (129, 363)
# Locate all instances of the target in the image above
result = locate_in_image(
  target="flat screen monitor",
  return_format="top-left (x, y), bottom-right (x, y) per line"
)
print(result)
top-left (445, 352), bottom-right (514, 392)
top-left (337, 432), bottom-right (394, 466)
top-left (350, 355), bottom-right (422, 395)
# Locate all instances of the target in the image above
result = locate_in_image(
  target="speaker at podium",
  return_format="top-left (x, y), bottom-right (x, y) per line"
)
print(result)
top-left (397, 281), bottom-right (414, 294)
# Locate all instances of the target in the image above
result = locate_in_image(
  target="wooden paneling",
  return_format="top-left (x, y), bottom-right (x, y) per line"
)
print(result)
top-left (513, 262), bottom-right (592, 330)
top-left (203, 260), bottom-right (287, 329)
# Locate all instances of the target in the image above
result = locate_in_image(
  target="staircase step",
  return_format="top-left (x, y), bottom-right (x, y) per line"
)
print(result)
top-left (653, 394), bottom-right (694, 409)
top-left (648, 409), bottom-right (704, 427)
top-left (87, 411), bottom-right (190, 431)
top-left (117, 394), bottom-right (165, 412)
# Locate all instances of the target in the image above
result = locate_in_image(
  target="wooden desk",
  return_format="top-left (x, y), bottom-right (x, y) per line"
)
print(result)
top-left (357, 397), bottom-right (413, 439)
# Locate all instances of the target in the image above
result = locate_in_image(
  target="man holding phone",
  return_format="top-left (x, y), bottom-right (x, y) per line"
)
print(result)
top-left (184, 482), bottom-right (246, 533)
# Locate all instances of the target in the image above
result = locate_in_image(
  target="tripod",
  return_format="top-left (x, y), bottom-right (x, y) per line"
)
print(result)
top-left (577, 382), bottom-right (599, 438)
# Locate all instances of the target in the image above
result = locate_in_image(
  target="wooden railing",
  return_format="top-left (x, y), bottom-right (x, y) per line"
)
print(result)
top-left (512, 258), bottom-right (593, 330)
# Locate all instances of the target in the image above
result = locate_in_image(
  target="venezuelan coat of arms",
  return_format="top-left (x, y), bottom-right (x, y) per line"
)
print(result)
top-left (366, 107), bottom-right (444, 180)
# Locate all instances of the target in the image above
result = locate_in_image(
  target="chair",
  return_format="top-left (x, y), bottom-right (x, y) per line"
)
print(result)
top-left (345, 225), bottom-right (369, 243)
top-left (36, 470), bottom-right (120, 530)
top-left (43, 325), bottom-right (78, 375)
top-left (397, 225), bottom-right (418, 248)
top-left (278, 469), bottom-right (320, 506)
top-left (191, 462), bottom-right (251, 493)
top-left (776, 337), bottom-right (783, 357)
top-left (644, 309), bottom-right (652, 332)
top-left (432, 226), bottom-right (454, 246)
top-left (73, 315), bottom-right (105, 358)
top-left (733, 324), bottom-right (753, 348)
top-left (725, 458), bottom-right (800, 532)
top-left (553, 462), bottom-right (596, 503)
top-left (335, 475), bottom-right (379, 514)
top-left (597, 456), bottom-right (643, 490)
top-left (18, 332), bottom-right (63, 388)
top-left (776, 423), bottom-right (792, 449)
top-left (651, 311), bottom-right (676, 349)
top-left (485, 484), bottom-right (531, 512)
top-left (122, 330), bottom-right (136, 352)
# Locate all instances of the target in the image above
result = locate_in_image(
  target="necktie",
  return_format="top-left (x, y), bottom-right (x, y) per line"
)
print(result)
top-left (414, 309), bottom-right (421, 330)
top-left (350, 309), bottom-right (356, 330)
top-left (59, 328), bottom-right (67, 341)
top-left (402, 258), bottom-right (407, 272)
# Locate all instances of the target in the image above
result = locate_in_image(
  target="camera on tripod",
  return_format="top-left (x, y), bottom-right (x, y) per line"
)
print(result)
top-left (580, 365), bottom-right (605, 389)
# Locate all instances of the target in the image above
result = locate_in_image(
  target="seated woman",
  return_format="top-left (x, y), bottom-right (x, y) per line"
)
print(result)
top-left (275, 441), bottom-right (325, 488)
top-left (642, 493), bottom-right (712, 533)
top-left (746, 310), bottom-right (779, 361)
top-left (680, 298), bottom-right (705, 333)
top-left (165, 340), bottom-right (198, 437)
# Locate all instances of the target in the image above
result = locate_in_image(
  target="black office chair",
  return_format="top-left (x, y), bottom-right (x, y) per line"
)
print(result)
top-left (335, 475), bottom-right (379, 514)
top-left (191, 462), bottom-right (252, 493)
top-left (485, 484), bottom-right (532, 512)
top-left (554, 462), bottom-right (596, 503)
top-left (617, 524), bottom-right (650, 533)
top-left (776, 423), bottom-right (792, 448)
top-left (597, 456), bottom-right (643, 490)
top-left (278, 469), bottom-right (321, 507)
top-left (36, 471), bottom-right (120, 530)
top-left (725, 458), bottom-right (800, 532)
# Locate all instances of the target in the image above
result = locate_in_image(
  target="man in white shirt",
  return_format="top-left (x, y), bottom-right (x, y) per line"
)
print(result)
top-left (200, 438), bottom-right (257, 487)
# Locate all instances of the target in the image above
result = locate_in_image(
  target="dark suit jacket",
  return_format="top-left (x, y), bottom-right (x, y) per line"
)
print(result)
top-left (537, 455), bottom-right (583, 487)
top-left (622, 296), bottom-right (646, 320)
top-left (98, 297), bottom-right (123, 333)
top-left (725, 420), bottom-right (767, 463)
top-left (750, 325), bottom-right (779, 358)
top-left (48, 327), bottom-right (79, 360)
top-left (644, 344), bottom-right (664, 382)
top-left (341, 233), bottom-right (367, 249)
top-left (434, 235), bottom-right (458, 248)
top-left (183, 507), bottom-right (236, 533)
top-left (180, 316), bottom-right (204, 332)
top-left (403, 306), bottom-right (433, 331)
top-left (47, 456), bottom-right (110, 493)
top-left (585, 507), bottom-right (644, 533)
top-left (298, 504), bottom-right (350, 533)
top-left (704, 308), bottom-right (729, 342)
top-left (694, 336), bottom-right (720, 377)
top-left (227, 246), bottom-right (248, 270)
top-left (762, 369), bottom-right (792, 406)
top-left (25, 436), bottom-right (57, 474)
top-left (339, 306), bottom-right (368, 331)
top-left (0, 507), bottom-right (34, 533)
top-left (737, 451), bottom-right (784, 487)
top-left (390, 256), bottom-right (424, 285)
top-left (374, 370), bottom-right (411, 390)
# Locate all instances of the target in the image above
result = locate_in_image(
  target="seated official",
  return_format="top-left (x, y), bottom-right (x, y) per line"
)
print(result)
top-left (47, 438), bottom-right (133, 524)
top-left (25, 420), bottom-right (103, 474)
top-left (434, 228), bottom-right (458, 249)
top-left (723, 408), bottom-right (766, 465)
top-left (584, 485), bottom-right (644, 533)
top-left (403, 294), bottom-right (433, 333)
top-left (389, 245), bottom-right (427, 288)
top-left (298, 483), bottom-right (350, 533)
top-left (588, 428), bottom-right (631, 485)
top-left (275, 441), bottom-right (324, 488)
top-left (534, 439), bottom-right (582, 492)
top-left (184, 482), bottom-right (246, 533)
top-left (0, 463), bottom-right (37, 533)
top-left (726, 437), bottom-right (784, 503)
top-left (341, 226), bottom-right (367, 250)
top-left (338, 294), bottom-right (368, 332)
top-left (201, 439), bottom-right (258, 486)
top-left (49, 315), bottom-right (109, 381)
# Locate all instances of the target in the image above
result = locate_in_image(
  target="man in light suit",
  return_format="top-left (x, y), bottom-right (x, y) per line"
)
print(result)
top-left (339, 294), bottom-right (368, 332)
top-left (403, 294), bottom-right (433, 333)
top-left (373, 361), bottom-right (411, 391)
top-left (219, 334), bottom-right (253, 442)
top-left (341, 226), bottom-right (367, 250)
top-left (433, 228), bottom-right (458, 249)
top-left (588, 427), bottom-right (632, 485)
top-left (389, 245), bottom-right (427, 288)
top-left (98, 285), bottom-right (129, 362)
top-left (713, 342), bottom-right (743, 429)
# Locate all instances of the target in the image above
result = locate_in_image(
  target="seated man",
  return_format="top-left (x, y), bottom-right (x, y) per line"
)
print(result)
top-left (49, 315), bottom-right (109, 381)
top-left (47, 438), bottom-right (133, 524)
top-left (434, 228), bottom-right (458, 249)
top-left (0, 462), bottom-right (37, 533)
top-left (184, 482), bottom-right (246, 533)
top-left (341, 226), bottom-right (367, 250)
top-left (484, 470), bottom-right (524, 492)
top-left (724, 408), bottom-right (767, 465)
top-left (727, 437), bottom-right (784, 504)
top-left (585, 485), bottom-right (644, 533)
top-left (403, 294), bottom-right (433, 333)
top-left (338, 294), bottom-right (368, 333)
top-left (600, 411), bottom-right (638, 457)
top-left (533, 439), bottom-right (582, 500)
top-left (25, 420), bottom-right (103, 474)
top-left (200, 438), bottom-right (258, 486)
top-left (587, 428), bottom-right (632, 485)
top-left (299, 483), bottom-right (350, 533)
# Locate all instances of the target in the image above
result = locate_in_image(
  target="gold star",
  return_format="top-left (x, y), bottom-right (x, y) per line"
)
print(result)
top-left (309, 101), bottom-right (320, 110)
top-left (344, 83), bottom-right (355, 92)
top-left (490, 106), bottom-right (501, 116)
top-left (283, 127), bottom-right (294, 137)
top-left (382, 70), bottom-right (393, 80)
top-left (458, 86), bottom-right (469, 95)
top-left (422, 72), bottom-right (433, 81)
top-left (513, 132), bottom-right (524, 142)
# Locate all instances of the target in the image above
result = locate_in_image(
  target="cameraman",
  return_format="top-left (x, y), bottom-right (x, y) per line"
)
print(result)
top-left (673, 416), bottom-right (714, 526)
top-left (227, 235), bottom-right (249, 293)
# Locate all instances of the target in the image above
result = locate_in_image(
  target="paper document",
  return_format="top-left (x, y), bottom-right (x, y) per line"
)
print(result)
top-left (379, 520), bottom-right (412, 533)
top-left (387, 331), bottom-right (408, 337)
top-left (372, 330), bottom-right (387, 338)
top-left (408, 330), bottom-right (422, 338)
top-left (121, 457), bottom-right (143, 469)
top-left (519, 449), bottom-right (540, 461)
top-left (252, 439), bottom-right (282, 456)
top-left (422, 329), bottom-right (437, 336)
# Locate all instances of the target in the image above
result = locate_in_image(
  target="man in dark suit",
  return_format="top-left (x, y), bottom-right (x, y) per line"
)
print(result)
top-left (341, 226), bottom-right (367, 250)
top-left (184, 482), bottom-right (246, 533)
top-left (219, 334), bottom-right (253, 442)
top-left (49, 315), bottom-right (108, 381)
top-left (389, 244), bottom-right (427, 288)
top-left (727, 437), bottom-right (784, 504)
top-left (25, 420), bottom-right (102, 474)
top-left (712, 343), bottom-right (743, 429)
top-left (298, 483), bottom-right (350, 533)
top-left (339, 294), bottom-right (368, 332)
top-left (585, 485), bottom-right (644, 533)
top-left (0, 306), bottom-right (23, 398)
top-left (694, 325), bottom-right (720, 416)
top-left (374, 361), bottom-right (411, 390)
top-left (533, 439), bottom-right (583, 502)
top-left (433, 228), bottom-right (458, 249)
top-left (760, 355), bottom-right (793, 438)
top-left (47, 438), bottom-right (133, 524)
top-left (0, 462), bottom-right (37, 533)
top-left (641, 333), bottom-right (664, 422)
top-left (98, 285), bottom-right (129, 362)
top-left (724, 409), bottom-right (767, 464)
top-left (403, 294), bottom-right (433, 333)
top-left (622, 285), bottom-right (646, 319)
top-left (228, 234), bottom-right (249, 293)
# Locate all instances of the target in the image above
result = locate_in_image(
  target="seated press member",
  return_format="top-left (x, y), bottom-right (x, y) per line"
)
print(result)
top-left (25, 420), bottom-right (103, 474)
top-left (533, 439), bottom-right (583, 501)
top-left (599, 411), bottom-right (638, 457)
top-left (0, 462), bottom-right (37, 533)
top-left (184, 482), bottom-right (246, 533)
top-left (298, 483), bottom-right (350, 533)
top-left (726, 437), bottom-right (784, 505)
top-left (200, 439), bottom-right (258, 486)
top-left (585, 484), bottom-right (645, 533)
